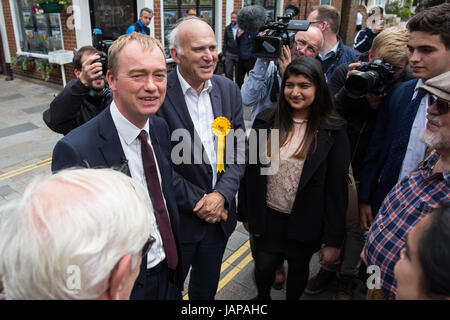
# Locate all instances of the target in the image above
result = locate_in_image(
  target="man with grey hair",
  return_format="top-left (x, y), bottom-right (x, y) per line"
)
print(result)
top-left (158, 17), bottom-right (246, 300)
top-left (362, 70), bottom-right (450, 299)
top-left (0, 168), bottom-right (152, 300)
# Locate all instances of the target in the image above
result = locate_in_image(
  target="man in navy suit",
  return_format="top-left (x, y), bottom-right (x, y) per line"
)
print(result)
top-left (51, 33), bottom-right (183, 300)
top-left (158, 17), bottom-right (246, 300)
top-left (359, 3), bottom-right (450, 231)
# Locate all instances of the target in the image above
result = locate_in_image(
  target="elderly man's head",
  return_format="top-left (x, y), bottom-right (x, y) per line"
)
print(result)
top-left (0, 168), bottom-right (151, 300)
top-left (294, 26), bottom-right (324, 58)
top-left (169, 17), bottom-right (218, 93)
top-left (419, 71), bottom-right (450, 153)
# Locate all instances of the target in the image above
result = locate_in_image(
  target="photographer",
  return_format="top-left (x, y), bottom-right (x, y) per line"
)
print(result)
top-left (242, 27), bottom-right (323, 124)
top-left (43, 46), bottom-right (111, 135)
top-left (305, 27), bottom-right (410, 299)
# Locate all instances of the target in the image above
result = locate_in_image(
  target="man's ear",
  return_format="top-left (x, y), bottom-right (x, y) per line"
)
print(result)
top-left (107, 254), bottom-right (133, 300)
top-left (368, 50), bottom-right (373, 62)
top-left (106, 70), bottom-right (116, 92)
top-left (74, 69), bottom-right (81, 78)
top-left (170, 48), bottom-right (180, 64)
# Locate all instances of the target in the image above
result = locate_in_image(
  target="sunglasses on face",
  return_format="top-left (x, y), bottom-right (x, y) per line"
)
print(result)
top-left (142, 235), bottom-right (156, 257)
top-left (429, 94), bottom-right (450, 114)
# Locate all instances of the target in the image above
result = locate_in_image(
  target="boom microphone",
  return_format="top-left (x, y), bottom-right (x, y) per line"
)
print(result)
top-left (237, 5), bottom-right (267, 33)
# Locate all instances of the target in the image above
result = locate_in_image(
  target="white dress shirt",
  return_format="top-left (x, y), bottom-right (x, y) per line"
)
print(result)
top-left (398, 79), bottom-right (428, 182)
top-left (110, 101), bottom-right (166, 269)
top-left (176, 67), bottom-right (217, 188)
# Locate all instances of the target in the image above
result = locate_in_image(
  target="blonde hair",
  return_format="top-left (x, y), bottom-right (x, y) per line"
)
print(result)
top-left (107, 32), bottom-right (165, 77)
top-left (370, 27), bottom-right (410, 64)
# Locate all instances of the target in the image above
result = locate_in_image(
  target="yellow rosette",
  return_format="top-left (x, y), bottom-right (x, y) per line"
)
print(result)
top-left (212, 116), bottom-right (231, 173)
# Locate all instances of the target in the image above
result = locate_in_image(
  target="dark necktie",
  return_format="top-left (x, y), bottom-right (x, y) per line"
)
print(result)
top-left (384, 90), bottom-right (426, 184)
top-left (137, 130), bottom-right (178, 270)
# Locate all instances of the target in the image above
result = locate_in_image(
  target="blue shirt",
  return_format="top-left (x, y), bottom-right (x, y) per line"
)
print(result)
top-left (125, 20), bottom-right (149, 35)
top-left (241, 58), bottom-right (281, 124)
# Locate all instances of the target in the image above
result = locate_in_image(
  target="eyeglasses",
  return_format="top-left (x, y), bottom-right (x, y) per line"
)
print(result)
top-left (142, 235), bottom-right (156, 257)
top-left (296, 39), bottom-right (318, 55)
top-left (429, 94), bottom-right (450, 114)
top-left (309, 20), bottom-right (322, 25)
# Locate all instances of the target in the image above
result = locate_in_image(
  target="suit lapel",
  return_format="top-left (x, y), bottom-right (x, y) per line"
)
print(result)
top-left (166, 71), bottom-right (195, 134)
top-left (296, 128), bottom-right (334, 194)
top-left (97, 107), bottom-right (130, 176)
top-left (210, 77), bottom-right (223, 119)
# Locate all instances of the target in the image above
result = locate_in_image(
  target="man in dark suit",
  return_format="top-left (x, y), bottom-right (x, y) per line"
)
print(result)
top-left (51, 33), bottom-right (183, 300)
top-left (359, 3), bottom-right (450, 231)
top-left (158, 17), bottom-right (246, 300)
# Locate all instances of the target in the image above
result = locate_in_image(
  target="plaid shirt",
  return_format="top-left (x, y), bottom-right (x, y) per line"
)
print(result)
top-left (364, 151), bottom-right (450, 299)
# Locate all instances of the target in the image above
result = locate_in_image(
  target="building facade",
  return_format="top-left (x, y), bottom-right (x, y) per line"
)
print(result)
top-left (0, 0), bottom-right (360, 86)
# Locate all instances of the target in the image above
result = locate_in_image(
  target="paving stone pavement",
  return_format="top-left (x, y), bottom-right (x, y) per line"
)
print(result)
top-left (0, 74), bottom-right (367, 300)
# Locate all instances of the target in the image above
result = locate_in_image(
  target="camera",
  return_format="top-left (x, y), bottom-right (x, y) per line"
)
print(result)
top-left (345, 59), bottom-right (395, 97)
top-left (92, 28), bottom-right (113, 76)
top-left (253, 5), bottom-right (310, 59)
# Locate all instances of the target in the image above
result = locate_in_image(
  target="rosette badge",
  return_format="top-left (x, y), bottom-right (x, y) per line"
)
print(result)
top-left (212, 116), bottom-right (231, 173)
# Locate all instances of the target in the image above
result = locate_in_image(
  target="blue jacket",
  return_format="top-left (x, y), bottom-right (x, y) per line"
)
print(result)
top-left (51, 107), bottom-right (184, 295)
top-left (358, 79), bottom-right (419, 213)
top-left (354, 27), bottom-right (376, 53)
top-left (321, 37), bottom-right (359, 81)
top-left (125, 20), bottom-right (150, 35)
top-left (157, 71), bottom-right (247, 243)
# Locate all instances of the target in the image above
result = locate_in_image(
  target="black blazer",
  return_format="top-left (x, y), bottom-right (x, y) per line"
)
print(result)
top-left (157, 71), bottom-right (247, 243)
top-left (237, 108), bottom-right (350, 247)
top-left (51, 106), bottom-right (184, 292)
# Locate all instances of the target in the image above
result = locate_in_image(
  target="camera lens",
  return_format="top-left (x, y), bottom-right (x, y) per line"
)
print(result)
top-left (345, 71), bottom-right (380, 96)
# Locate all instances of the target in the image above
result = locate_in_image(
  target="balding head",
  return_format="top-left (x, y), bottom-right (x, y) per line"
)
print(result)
top-left (294, 26), bottom-right (324, 58)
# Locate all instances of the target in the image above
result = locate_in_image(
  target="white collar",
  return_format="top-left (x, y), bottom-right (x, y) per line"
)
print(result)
top-left (176, 66), bottom-right (213, 95)
top-left (110, 101), bottom-right (150, 145)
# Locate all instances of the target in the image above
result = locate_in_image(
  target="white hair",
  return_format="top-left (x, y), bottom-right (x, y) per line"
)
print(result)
top-left (0, 168), bottom-right (151, 300)
top-left (168, 16), bottom-right (212, 55)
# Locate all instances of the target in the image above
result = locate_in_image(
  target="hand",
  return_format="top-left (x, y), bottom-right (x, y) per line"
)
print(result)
top-left (277, 45), bottom-right (291, 78)
top-left (79, 53), bottom-right (103, 87)
top-left (193, 191), bottom-right (226, 223)
top-left (365, 92), bottom-right (386, 110)
top-left (359, 201), bottom-right (373, 230)
top-left (237, 28), bottom-right (244, 38)
top-left (346, 62), bottom-right (361, 79)
top-left (319, 246), bottom-right (341, 265)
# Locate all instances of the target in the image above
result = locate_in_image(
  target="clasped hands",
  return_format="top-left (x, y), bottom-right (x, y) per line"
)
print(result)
top-left (193, 191), bottom-right (228, 224)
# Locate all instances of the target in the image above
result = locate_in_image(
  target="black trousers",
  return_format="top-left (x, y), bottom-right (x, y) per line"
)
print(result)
top-left (236, 57), bottom-right (256, 88)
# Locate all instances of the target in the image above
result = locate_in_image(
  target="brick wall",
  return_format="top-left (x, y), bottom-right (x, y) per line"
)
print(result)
top-left (2, 0), bottom-right (17, 58)
top-left (154, 0), bottom-right (162, 43)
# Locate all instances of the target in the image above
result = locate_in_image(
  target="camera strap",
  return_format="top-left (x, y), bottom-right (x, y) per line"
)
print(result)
top-left (321, 46), bottom-right (343, 76)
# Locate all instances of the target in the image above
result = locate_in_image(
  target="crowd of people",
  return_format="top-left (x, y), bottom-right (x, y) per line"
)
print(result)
top-left (0, 2), bottom-right (449, 301)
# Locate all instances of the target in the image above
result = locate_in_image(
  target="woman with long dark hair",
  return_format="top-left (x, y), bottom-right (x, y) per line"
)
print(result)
top-left (238, 57), bottom-right (350, 300)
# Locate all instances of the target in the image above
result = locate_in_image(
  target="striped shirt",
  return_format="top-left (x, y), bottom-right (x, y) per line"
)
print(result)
top-left (364, 151), bottom-right (450, 299)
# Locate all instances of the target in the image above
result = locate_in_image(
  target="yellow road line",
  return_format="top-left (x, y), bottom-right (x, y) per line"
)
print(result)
top-left (0, 159), bottom-right (52, 181)
top-left (183, 240), bottom-right (252, 300)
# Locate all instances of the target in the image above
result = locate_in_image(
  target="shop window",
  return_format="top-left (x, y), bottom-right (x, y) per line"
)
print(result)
top-left (89, 0), bottom-right (137, 41)
top-left (14, 0), bottom-right (63, 54)
top-left (243, 0), bottom-right (278, 21)
top-left (163, 0), bottom-right (215, 58)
